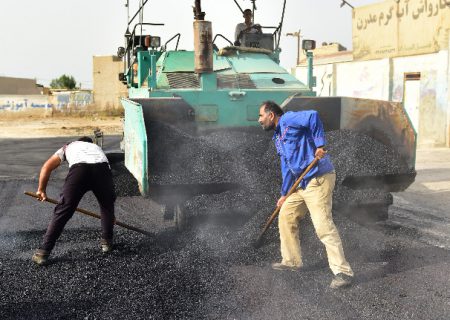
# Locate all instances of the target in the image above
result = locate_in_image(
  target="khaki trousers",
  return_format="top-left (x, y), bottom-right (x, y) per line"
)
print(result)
top-left (278, 172), bottom-right (353, 276)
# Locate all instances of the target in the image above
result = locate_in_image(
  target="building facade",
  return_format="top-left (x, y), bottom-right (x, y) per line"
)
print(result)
top-left (294, 0), bottom-right (450, 147)
top-left (0, 76), bottom-right (93, 112)
top-left (92, 55), bottom-right (128, 109)
top-left (0, 76), bottom-right (42, 95)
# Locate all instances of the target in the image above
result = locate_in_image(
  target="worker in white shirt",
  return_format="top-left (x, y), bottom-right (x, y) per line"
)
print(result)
top-left (32, 136), bottom-right (116, 266)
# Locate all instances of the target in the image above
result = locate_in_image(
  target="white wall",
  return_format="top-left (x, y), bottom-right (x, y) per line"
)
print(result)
top-left (447, 36), bottom-right (450, 147)
top-left (0, 92), bottom-right (93, 112)
top-left (294, 48), bottom-right (450, 147)
top-left (295, 64), bottom-right (335, 97)
top-left (0, 95), bottom-right (51, 111)
top-left (335, 58), bottom-right (391, 101)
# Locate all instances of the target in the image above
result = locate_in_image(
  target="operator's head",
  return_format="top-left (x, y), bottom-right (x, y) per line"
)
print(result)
top-left (258, 100), bottom-right (284, 131)
top-left (78, 136), bottom-right (93, 143)
top-left (243, 9), bottom-right (252, 23)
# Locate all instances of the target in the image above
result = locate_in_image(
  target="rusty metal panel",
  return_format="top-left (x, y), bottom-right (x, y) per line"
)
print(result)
top-left (193, 20), bottom-right (213, 73)
top-left (282, 96), bottom-right (342, 131)
top-left (340, 97), bottom-right (416, 171)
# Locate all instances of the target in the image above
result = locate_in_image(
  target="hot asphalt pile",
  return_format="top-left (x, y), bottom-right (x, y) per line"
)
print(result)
top-left (327, 129), bottom-right (410, 211)
top-left (2, 129), bottom-right (442, 320)
top-left (111, 124), bottom-right (411, 245)
top-left (135, 123), bottom-right (411, 220)
top-left (146, 122), bottom-right (239, 185)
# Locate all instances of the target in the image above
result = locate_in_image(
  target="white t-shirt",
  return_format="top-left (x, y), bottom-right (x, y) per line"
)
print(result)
top-left (55, 141), bottom-right (109, 167)
top-left (235, 22), bottom-right (259, 42)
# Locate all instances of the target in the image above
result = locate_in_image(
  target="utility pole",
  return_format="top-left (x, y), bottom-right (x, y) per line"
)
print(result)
top-left (286, 30), bottom-right (301, 66)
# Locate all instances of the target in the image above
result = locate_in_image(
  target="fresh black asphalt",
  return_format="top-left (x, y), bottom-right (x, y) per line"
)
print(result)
top-left (0, 134), bottom-right (449, 319)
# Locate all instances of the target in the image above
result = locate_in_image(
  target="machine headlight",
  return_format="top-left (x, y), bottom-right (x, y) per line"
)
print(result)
top-left (145, 36), bottom-right (161, 48)
top-left (117, 47), bottom-right (126, 58)
top-left (302, 39), bottom-right (316, 51)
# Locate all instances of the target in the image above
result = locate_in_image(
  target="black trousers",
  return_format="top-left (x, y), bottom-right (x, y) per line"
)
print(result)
top-left (41, 162), bottom-right (116, 252)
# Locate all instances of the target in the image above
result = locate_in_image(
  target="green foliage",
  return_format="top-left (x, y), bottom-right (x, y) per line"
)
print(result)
top-left (50, 74), bottom-right (77, 89)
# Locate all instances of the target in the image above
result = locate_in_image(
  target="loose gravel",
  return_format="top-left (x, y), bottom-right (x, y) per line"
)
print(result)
top-left (2, 129), bottom-right (446, 320)
top-left (115, 123), bottom-right (412, 217)
top-left (1, 178), bottom-right (450, 320)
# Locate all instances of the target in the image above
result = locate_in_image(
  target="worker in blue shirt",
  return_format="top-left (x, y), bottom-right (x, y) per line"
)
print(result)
top-left (258, 100), bottom-right (354, 289)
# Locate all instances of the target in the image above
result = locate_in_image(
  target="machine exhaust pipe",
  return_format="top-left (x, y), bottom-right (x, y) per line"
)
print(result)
top-left (193, 20), bottom-right (213, 74)
top-left (193, 0), bottom-right (213, 74)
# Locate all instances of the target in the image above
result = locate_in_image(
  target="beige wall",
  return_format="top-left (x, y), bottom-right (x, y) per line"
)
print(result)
top-left (92, 56), bottom-right (128, 109)
top-left (0, 77), bottom-right (42, 95)
top-left (353, 0), bottom-right (450, 60)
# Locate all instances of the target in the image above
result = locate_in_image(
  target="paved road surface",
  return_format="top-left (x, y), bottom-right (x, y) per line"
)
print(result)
top-left (390, 148), bottom-right (450, 249)
top-left (0, 137), bottom-right (449, 319)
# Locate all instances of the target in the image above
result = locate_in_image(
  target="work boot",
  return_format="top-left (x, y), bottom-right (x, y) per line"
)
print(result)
top-left (330, 273), bottom-right (353, 289)
top-left (101, 239), bottom-right (113, 253)
top-left (271, 262), bottom-right (301, 272)
top-left (32, 249), bottom-right (50, 266)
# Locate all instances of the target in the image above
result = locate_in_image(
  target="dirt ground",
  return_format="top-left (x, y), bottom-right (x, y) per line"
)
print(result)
top-left (0, 111), bottom-right (123, 138)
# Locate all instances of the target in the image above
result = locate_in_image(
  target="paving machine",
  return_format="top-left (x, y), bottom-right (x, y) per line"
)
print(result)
top-left (116, 0), bottom-right (416, 223)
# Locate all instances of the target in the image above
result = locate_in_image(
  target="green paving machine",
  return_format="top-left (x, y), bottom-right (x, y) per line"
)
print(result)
top-left (117, 0), bottom-right (416, 222)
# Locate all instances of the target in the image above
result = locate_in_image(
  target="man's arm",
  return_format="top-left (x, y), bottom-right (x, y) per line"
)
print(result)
top-left (277, 158), bottom-right (294, 207)
top-left (315, 147), bottom-right (327, 159)
top-left (36, 155), bottom-right (61, 201)
top-left (280, 160), bottom-right (295, 197)
top-left (308, 111), bottom-right (328, 158)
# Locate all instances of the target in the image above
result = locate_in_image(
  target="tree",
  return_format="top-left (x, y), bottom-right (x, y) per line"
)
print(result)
top-left (50, 74), bottom-right (77, 89)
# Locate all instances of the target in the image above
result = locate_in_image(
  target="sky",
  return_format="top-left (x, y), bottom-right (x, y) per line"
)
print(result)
top-left (0, 0), bottom-right (381, 89)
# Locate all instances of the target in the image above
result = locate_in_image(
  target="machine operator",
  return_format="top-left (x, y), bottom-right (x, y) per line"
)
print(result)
top-left (234, 8), bottom-right (262, 46)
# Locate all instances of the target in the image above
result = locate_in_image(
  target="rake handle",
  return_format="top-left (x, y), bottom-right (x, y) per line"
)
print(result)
top-left (24, 191), bottom-right (152, 236)
top-left (254, 157), bottom-right (320, 246)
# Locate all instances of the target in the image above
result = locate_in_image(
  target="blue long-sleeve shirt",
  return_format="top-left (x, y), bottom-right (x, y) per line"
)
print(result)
top-left (273, 110), bottom-right (334, 196)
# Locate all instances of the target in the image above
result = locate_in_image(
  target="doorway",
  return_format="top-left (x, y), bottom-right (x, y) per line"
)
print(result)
top-left (403, 72), bottom-right (421, 133)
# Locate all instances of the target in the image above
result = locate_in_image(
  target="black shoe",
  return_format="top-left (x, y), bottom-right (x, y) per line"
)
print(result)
top-left (271, 262), bottom-right (301, 272)
top-left (330, 273), bottom-right (353, 289)
top-left (32, 249), bottom-right (50, 266)
top-left (101, 239), bottom-right (113, 253)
